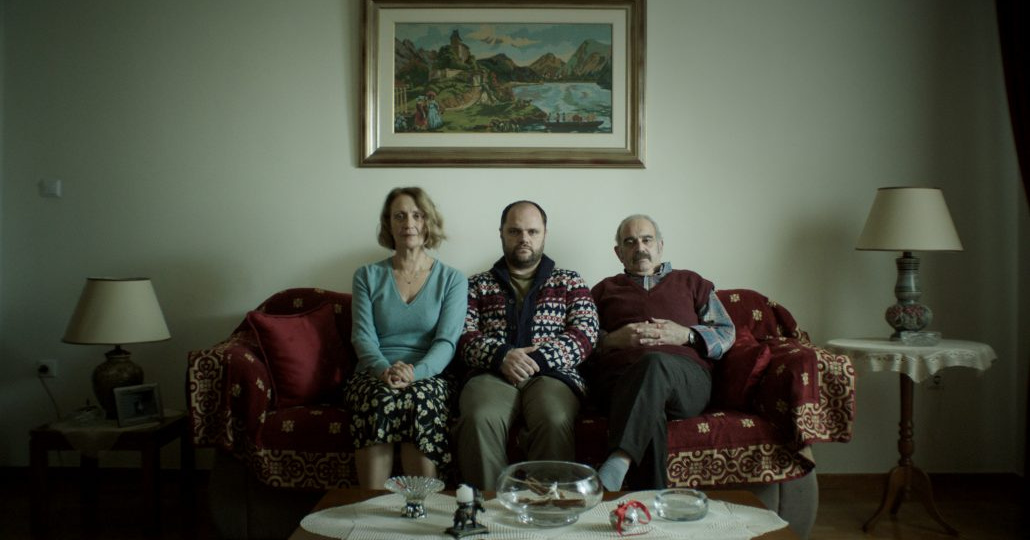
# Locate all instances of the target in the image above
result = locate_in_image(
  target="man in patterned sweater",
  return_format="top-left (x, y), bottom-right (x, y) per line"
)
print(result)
top-left (590, 214), bottom-right (735, 491)
top-left (455, 200), bottom-right (599, 490)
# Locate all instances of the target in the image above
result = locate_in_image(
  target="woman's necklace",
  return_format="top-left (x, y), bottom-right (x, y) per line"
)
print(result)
top-left (394, 257), bottom-right (429, 285)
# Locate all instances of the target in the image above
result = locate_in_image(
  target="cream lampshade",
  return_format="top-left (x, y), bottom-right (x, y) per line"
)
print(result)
top-left (856, 187), bottom-right (963, 338)
top-left (63, 277), bottom-right (170, 418)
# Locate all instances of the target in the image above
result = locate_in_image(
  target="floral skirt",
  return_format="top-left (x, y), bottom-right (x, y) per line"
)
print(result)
top-left (343, 370), bottom-right (453, 469)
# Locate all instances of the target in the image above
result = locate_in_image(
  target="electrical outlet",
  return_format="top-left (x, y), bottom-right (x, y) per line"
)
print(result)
top-left (37, 359), bottom-right (58, 378)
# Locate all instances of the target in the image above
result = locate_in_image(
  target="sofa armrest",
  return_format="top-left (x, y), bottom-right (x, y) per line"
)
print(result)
top-left (187, 331), bottom-right (274, 451)
top-left (752, 337), bottom-right (855, 446)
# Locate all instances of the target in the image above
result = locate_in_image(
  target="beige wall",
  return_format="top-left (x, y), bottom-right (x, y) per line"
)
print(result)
top-left (2, 0), bottom-right (1025, 474)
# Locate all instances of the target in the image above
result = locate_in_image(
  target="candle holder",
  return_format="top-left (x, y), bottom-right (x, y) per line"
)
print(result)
top-left (384, 476), bottom-right (444, 519)
top-left (446, 484), bottom-right (487, 538)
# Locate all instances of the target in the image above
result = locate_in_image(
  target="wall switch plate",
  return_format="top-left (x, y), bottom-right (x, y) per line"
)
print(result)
top-left (37, 359), bottom-right (58, 378)
top-left (38, 179), bottom-right (62, 198)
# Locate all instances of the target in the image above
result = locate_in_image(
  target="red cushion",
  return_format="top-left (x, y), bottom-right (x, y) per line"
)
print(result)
top-left (247, 302), bottom-right (348, 408)
top-left (710, 331), bottom-right (772, 411)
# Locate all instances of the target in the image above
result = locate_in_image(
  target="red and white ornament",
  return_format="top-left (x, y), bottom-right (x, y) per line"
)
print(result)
top-left (609, 500), bottom-right (652, 536)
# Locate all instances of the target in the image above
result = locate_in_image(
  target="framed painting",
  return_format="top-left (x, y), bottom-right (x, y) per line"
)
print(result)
top-left (360, 0), bottom-right (646, 168)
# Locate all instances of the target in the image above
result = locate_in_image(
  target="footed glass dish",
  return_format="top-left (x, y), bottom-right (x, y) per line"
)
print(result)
top-left (384, 476), bottom-right (444, 518)
top-left (496, 461), bottom-right (603, 527)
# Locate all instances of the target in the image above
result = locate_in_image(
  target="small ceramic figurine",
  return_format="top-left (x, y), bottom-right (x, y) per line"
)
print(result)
top-left (445, 484), bottom-right (488, 538)
top-left (609, 500), bottom-right (652, 536)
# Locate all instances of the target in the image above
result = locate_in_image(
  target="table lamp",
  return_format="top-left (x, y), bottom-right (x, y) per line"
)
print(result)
top-left (856, 187), bottom-right (963, 339)
top-left (63, 277), bottom-right (171, 418)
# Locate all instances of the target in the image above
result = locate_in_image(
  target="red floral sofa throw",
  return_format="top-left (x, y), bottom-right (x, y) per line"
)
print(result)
top-left (188, 287), bottom-right (854, 491)
top-left (575, 289), bottom-right (856, 488)
top-left (188, 288), bottom-right (358, 489)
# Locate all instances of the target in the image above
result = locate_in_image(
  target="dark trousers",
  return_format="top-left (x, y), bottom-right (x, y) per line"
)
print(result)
top-left (600, 352), bottom-right (711, 489)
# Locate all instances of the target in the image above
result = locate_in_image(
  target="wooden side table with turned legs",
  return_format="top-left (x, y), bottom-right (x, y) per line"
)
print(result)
top-left (826, 338), bottom-right (995, 536)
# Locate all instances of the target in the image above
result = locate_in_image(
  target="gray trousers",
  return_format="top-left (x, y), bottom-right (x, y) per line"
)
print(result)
top-left (455, 373), bottom-right (579, 490)
top-left (600, 352), bottom-right (711, 489)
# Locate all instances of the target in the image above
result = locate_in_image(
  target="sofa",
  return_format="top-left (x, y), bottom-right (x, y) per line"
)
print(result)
top-left (187, 287), bottom-right (854, 539)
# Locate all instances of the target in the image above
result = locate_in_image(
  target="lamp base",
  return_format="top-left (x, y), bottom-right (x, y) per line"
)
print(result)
top-left (93, 345), bottom-right (144, 419)
top-left (886, 252), bottom-right (933, 339)
top-left (885, 302), bottom-right (933, 339)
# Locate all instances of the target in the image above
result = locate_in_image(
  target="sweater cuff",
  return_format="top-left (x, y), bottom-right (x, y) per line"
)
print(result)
top-left (528, 350), bottom-right (548, 373)
top-left (490, 345), bottom-right (513, 372)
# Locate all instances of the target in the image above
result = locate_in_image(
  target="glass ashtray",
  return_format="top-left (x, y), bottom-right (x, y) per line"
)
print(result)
top-left (653, 489), bottom-right (708, 521)
top-left (900, 331), bottom-right (941, 346)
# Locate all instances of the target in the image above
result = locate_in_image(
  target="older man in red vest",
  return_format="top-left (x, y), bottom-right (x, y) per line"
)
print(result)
top-left (589, 214), bottom-right (736, 491)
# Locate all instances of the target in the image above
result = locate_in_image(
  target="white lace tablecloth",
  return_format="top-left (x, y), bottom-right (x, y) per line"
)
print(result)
top-left (826, 338), bottom-right (995, 383)
top-left (47, 409), bottom-right (183, 458)
top-left (300, 491), bottom-right (787, 540)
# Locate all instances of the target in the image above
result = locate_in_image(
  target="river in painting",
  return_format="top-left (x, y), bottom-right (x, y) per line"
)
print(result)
top-left (512, 82), bottom-right (613, 133)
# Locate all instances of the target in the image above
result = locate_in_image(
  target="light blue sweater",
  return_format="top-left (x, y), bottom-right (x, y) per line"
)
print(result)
top-left (351, 258), bottom-right (468, 380)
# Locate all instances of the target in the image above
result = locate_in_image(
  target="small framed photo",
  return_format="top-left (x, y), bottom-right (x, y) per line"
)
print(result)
top-left (113, 383), bottom-right (163, 427)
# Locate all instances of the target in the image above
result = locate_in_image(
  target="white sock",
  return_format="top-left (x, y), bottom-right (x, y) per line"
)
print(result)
top-left (598, 456), bottom-right (630, 491)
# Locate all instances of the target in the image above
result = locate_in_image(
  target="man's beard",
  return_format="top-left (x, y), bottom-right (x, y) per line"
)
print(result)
top-left (506, 245), bottom-right (543, 269)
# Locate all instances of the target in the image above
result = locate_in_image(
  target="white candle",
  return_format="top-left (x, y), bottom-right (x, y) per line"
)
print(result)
top-left (456, 484), bottom-right (473, 503)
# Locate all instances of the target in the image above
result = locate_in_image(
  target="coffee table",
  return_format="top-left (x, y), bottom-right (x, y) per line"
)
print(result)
top-left (288, 489), bottom-right (799, 539)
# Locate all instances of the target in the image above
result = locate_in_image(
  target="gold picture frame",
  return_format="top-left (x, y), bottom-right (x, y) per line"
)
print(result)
top-left (361, 0), bottom-right (646, 168)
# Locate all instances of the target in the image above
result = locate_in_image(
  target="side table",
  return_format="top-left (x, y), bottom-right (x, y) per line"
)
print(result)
top-left (29, 410), bottom-right (195, 537)
top-left (825, 338), bottom-right (995, 536)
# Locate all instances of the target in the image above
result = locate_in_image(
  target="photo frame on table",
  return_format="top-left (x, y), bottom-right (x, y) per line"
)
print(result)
top-left (113, 383), bottom-right (163, 427)
top-left (361, 0), bottom-right (646, 168)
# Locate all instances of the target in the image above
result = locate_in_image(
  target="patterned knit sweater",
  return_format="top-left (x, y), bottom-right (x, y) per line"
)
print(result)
top-left (458, 255), bottom-right (599, 397)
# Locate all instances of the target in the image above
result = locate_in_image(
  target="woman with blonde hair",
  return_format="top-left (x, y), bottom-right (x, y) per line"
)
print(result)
top-left (346, 186), bottom-right (467, 488)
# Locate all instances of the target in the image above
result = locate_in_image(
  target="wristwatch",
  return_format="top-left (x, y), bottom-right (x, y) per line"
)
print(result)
top-left (686, 329), bottom-right (697, 346)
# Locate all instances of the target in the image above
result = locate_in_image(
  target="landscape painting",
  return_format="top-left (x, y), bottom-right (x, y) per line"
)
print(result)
top-left (361, 0), bottom-right (645, 168)
top-left (393, 23), bottom-right (613, 135)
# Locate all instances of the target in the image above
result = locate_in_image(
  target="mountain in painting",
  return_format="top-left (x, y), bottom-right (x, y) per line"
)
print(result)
top-left (393, 32), bottom-right (611, 86)
top-left (529, 52), bottom-right (565, 80)
top-left (564, 39), bottom-right (611, 82)
top-left (478, 53), bottom-right (540, 83)
top-left (395, 38), bottom-right (432, 83)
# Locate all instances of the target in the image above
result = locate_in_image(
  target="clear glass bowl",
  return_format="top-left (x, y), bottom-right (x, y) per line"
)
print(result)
top-left (653, 488), bottom-right (708, 521)
top-left (383, 476), bottom-right (444, 518)
top-left (496, 461), bottom-right (603, 527)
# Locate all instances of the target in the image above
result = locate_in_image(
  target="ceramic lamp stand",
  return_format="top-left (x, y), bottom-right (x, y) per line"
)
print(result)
top-left (93, 345), bottom-right (144, 418)
top-left (885, 251), bottom-right (932, 339)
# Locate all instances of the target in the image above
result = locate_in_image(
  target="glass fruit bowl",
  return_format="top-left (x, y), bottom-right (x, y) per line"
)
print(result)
top-left (384, 476), bottom-right (444, 518)
top-left (495, 461), bottom-right (603, 527)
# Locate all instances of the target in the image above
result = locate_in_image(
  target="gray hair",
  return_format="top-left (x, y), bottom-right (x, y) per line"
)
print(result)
top-left (615, 214), bottom-right (663, 244)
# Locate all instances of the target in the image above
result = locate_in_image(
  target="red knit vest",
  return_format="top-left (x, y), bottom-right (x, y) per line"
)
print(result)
top-left (591, 270), bottom-right (714, 371)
